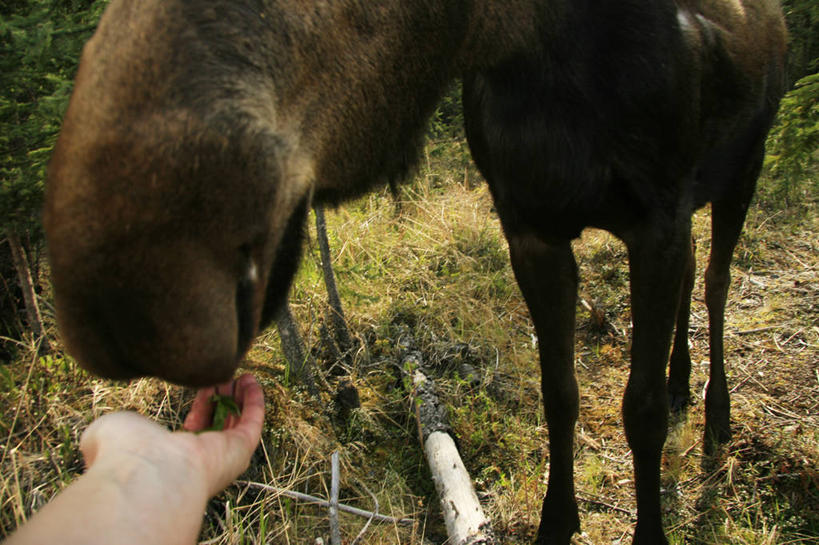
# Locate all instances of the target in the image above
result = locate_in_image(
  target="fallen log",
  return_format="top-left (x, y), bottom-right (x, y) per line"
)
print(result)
top-left (401, 342), bottom-right (496, 545)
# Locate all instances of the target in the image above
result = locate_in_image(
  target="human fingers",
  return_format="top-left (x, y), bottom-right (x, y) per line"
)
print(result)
top-left (183, 385), bottom-right (217, 432)
top-left (219, 373), bottom-right (264, 430)
top-left (192, 375), bottom-right (265, 495)
top-left (227, 374), bottom-right (265, 435)
top-left (184, 374), bottom-right (264, 432)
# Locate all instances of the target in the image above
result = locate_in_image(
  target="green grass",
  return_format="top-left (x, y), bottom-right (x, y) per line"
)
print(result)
top-left (2, 138), bottom-right (818, 544)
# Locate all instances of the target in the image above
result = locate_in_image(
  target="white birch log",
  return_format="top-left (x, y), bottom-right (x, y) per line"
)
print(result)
top-left (425, 430), bottom-right (493, 545)
top-left (407, 350), bottom-right (495, 545)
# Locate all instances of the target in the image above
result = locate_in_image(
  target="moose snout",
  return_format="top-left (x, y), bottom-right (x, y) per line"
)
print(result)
top-left (50, 241), bottom-right (254, 387)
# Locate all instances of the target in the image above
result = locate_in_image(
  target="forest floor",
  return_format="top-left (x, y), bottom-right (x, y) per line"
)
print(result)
top-left (1, 138), bottom-right (817, 544)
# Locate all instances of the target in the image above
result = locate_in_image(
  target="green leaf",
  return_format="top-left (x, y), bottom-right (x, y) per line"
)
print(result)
top-left (201, 394), bottom-right (242, 432)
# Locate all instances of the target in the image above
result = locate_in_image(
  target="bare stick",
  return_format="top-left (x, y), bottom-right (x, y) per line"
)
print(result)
top-left (238, 481), bottom-right (413, 526)
top-left (315, 206), bottom-right (354, 355)
top-left (576, 493), bottom-right (636, 517)
top-left (681, 437), bottom-right (701, 457)
top-left (424, 430), bottom-right (494, 544)
top-left (351, 484), bottom-right (378, 545)
top-left (6, 233), bottom-right (49, 353)
top-left (276, 303), bottom-right (319, 395)
top-left (734, 325), bottom-right (779, 335)
top-left (329, 451), bottom-right (341, 545)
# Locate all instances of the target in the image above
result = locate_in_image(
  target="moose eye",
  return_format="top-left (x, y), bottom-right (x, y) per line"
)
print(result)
top-left (235, 249), bottom-right (258, 357)
top-left (246, 259), bottom-right (258, 284)
top-left (238, 243), bottom-right (260, 285)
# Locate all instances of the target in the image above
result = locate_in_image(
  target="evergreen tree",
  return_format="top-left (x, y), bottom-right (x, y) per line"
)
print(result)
top-left (782, 0), bottom-right (819, 83)
top-left (0, 0), bottom-right (107, 357)
top-left (765, 0), bottom-right (819, 204)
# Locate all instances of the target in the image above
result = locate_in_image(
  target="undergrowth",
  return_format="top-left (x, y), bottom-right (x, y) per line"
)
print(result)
top-left (1, 137), bottom-right (817, 544)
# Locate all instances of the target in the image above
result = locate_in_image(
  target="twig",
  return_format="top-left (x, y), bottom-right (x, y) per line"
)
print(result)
top-left (778, 328), bottom-right (804, 346)
top-left (330, 451), bottom-right (341, 545)
top-left (730, 372), bottom-right (759, 394)
top-left (730, 359), bottom-right (769, 394)
top-left (681, 437), bottom-right (701, 457)
top-left (576, 493), bottom-right (636, 518)
top-left (7, 233), bottom-right (50, 354)
top-left (238, 481), bottom-right (414, 526)
top-left (35, 293), bottom-right (57, 315)
top-left (762, 404), bottom-right (803, 420)
top-left (734, 325), bottom-right (778, 335)
top-left (783, 247), bottom-right (811, 269)
top-left (754, 210), bottom-right (783, 230)
top-left (315, 206), bottom-right (354, 355)
top-left (276, 304), bottom-right (319, 396)
top-left (351, 483), bottom-right (378, 545)
top-left (0, 335), bottom-right (29, 348)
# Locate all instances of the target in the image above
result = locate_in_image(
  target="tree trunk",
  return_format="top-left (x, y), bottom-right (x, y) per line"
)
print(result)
top-left (6, 233), bottom-right (50, 353)
top-left (0, 242), bottom-right (23, 362)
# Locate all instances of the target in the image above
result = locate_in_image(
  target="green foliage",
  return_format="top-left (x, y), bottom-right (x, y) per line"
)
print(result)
top-left (782, 0), bottom-right (819, 83)
top-left (0, 0), bottom-right (107, 238)
top-left (428, 81), bottom-right (464, 140)
top-left (765, 71), bottom-right (819, 202)
top-left (203, 394), bottom-right (242, 432)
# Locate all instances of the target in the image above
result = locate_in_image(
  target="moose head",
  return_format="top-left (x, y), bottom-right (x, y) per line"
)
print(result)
top-left (45, 0), bottom-right (472, 385)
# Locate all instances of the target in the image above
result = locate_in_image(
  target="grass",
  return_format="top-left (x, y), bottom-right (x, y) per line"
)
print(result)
top-left (1, 137), bottom-right (818, 544)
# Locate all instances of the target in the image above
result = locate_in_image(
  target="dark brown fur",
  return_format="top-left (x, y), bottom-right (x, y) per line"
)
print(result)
top-left (45, 1), bottom-right (786, 542)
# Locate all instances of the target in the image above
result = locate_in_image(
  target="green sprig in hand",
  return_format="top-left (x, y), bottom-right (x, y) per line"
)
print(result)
top-left (201, 394), bottom-right (241, 432)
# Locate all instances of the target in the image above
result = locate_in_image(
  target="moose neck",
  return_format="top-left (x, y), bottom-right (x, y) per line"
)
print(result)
top-left (250, 0), bottom-right (546, 205)
top-left (74, 0), bottom-right (547, 205)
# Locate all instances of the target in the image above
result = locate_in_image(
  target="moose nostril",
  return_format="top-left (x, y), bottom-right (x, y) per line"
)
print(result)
top-left (69, 289), bottom-right (154, 380)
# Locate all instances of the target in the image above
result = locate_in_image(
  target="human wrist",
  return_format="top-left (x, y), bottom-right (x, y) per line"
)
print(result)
top-left (84, 444), bottom-right (210, 542)
top-left (7, 451), bottom-right (208, 545)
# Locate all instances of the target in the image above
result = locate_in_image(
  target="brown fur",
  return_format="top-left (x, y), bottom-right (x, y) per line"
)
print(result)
top-left (45, 1), bottom-right (786, 542)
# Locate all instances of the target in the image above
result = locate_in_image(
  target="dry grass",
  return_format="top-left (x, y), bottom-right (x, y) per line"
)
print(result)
top-left (1, 138), bottom-right (817, 544)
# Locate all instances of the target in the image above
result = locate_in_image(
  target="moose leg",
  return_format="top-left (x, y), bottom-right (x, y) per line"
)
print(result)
top-left (507, 234), bottom-right (580, 545)
top-left (703, 161), bottom-right (762, 455)
top-left (624, 225), bottom-right (690, 545)
top-left (703, 204), bottom-right (739, 453)
top-left (667, 236), bottom-right (696, 412)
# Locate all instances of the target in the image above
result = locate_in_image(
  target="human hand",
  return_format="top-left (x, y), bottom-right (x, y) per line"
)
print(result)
top-left (181, 372), bottom-right (266, 496)
top-left (7, 374), bottom-right (265, 545)
top-left (81, 373), bottom-right (265, 499)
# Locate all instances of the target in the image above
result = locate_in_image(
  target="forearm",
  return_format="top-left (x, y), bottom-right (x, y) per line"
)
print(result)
top-left (8, 376), bottom-right (263, 545)
top-left (7, 454), bottom-right (209, 545)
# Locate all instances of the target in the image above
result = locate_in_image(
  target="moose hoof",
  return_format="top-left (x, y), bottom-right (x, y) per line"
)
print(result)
top-left (704, 423), bottom-right (732, 456)
top-left (632, 528), bottom-right (670, 545)
top-left (535, 501), bottom-right (580, 545)
top-left (533, 528), bottom-right (578, 545)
